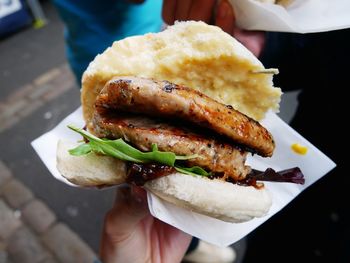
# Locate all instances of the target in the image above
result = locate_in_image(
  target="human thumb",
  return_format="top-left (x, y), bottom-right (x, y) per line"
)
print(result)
top-left (102, 186), bottom-right (148, 243)
top-left (215, 0), bottom-right (235, 34)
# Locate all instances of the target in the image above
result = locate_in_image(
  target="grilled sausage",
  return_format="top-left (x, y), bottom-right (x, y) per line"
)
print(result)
top-left (96, 76), bottom-right (274, 157)
top-left (92, 111), bottom-right (251, 180)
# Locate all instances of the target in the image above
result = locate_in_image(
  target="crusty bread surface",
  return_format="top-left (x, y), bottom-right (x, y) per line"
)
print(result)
top-left (82, 21), bottom-right (281, 126)
top-left (57, 140), bottom-right (127, 187)
top-left (145, 173), bottom-right (271, 223)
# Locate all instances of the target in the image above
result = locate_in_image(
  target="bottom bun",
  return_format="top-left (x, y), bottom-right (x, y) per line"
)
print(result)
top-left (145, 173), bottom-right (271, 223)
top-left (57, 140), bottom-right (127, 187)
top-left (57, 140), bottom-right (271, 222)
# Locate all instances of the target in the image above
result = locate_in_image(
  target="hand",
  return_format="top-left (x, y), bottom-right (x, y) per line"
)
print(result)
top-left (99, 186), bottom-right (191, 263)
top-left (162, 0), bottom-right (266, 57)
top-left (162, 0), bottom-right (216, 25)
top-left (215, 0), bottom-right (266, 57)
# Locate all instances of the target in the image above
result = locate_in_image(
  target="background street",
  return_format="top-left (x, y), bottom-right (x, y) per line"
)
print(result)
top-left (0, 2), bottom-right (113, 262)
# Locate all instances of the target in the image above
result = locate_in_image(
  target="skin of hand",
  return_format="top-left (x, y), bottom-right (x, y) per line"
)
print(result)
top-left (162, 0), bottom-right (266, 57)
top-left (99, 185), bottom-right (192, 263)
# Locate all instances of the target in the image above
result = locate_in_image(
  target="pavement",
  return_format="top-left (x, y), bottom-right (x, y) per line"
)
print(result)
top-left (0, 160), bottom-right (96, 263)
top-left (0, 2), bottom-right (115, 262)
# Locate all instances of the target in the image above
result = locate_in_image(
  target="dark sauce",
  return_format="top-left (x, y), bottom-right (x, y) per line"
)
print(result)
top-left (247, 167), bottom-right (305, 185)
top-left (82, 125), bottom-right (89, 143)
top-left (232, 177), bottom-right (264, 189)
top-left (126, 163), bottom-right (305, 188)
top-left (127, 163), bottom-right (176, 186)
top-left (209, 167), bottom-right (305, 189)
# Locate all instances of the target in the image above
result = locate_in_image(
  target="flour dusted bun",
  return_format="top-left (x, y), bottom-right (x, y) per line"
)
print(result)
top-left (57, 140), bottom-right (127, 187)
top-left (82, 21), bottom-right (281, 126)
top-left (145, 174), bottom-right (271, 223)
top-left (57, 141), bottom-right (271, 223)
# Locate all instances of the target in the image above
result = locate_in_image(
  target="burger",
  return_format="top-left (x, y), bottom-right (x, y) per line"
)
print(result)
top-left (56, 21), bottom-right (304, 223)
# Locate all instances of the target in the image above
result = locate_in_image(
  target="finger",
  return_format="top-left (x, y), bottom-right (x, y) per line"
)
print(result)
top-left (162, 0), bottom-right (177, 25)
top-left (102, 186), bottom-right (148, 242)
top-left (188, 0), bottom-right (216, 23)
top-left (215, 0), bottom-right (235, 34)
top-left (154, 218), bottom-right (192, 262)
top-left (232, 28), bottom-right (266, 57)
top-left (175, 0), bottom-right (192, 21)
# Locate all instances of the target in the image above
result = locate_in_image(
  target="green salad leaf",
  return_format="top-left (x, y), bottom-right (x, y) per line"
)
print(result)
top-left (175, 166), bottom-right (211, 177)
top-left (67, 125), bottom-right (208, 177)
top-left (68, 143), bottom-right (92, 156)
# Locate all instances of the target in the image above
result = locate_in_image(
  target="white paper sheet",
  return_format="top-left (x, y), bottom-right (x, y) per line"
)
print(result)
top-left (32, 107), bottom-right (336, 247)
top-left (229, 0), bottom-right (350, 33)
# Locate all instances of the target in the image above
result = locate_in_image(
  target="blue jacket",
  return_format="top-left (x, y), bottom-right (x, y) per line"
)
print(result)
top-left (53, 0), bottom-right (163, 83)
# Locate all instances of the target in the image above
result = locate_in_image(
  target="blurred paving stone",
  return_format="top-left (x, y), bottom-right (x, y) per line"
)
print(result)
top-left (17, 100), bottom-right (44, 119)
top-left (28, 84), bottom-right (54, 100)
top-left (33, 68), bottom-right (61, 87)
top-left (0, 161), bottom-right (12, 188)
top-left (2, 180), bottom-right (34, 208)
top-left (22, 200), bottom-right (56, 234)
top-left (42, 82), bottom-right (73, 101)
top-left (0, 63), bottom-right (75, 133)
top-left (38, 257), bottom-right (59, 263)
top-left (42, 223), bottom-right (96, 263)
top-left (1, 99), bottom-right (27, 119)
top-left (7, 84), bottom-right (35, 102)
top-left (7, 227), bottom-right (50, 263)
top-left (0, 241), bottom-right (8, 263)
top-left (0, 201), bottom-right (22, 240)
top-left (0, 116), bottom-right (20, 133)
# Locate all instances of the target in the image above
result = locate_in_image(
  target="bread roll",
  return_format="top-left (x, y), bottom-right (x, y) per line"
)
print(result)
top-left (57, 141), bottom-right (271, 223)
top-left (57, 140), bottom-right (126, 187)
top-left (82, 21), bottom-right (281, 127)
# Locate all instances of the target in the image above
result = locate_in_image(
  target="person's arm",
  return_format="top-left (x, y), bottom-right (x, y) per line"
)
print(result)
top-left (162, 0), bottom-right (265, 57)
top-left (99, 186), bottom-right (191, 263)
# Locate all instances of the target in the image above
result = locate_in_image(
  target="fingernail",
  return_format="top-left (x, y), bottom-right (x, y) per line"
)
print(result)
top-left (133, 194), bottom-right (144, 205)
top-left (218, 0), bottom-right (228, 19)
top-left (132, 186), bottom-right (147, 204)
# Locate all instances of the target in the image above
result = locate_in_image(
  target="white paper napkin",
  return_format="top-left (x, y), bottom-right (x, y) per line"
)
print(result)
top-left (229, 0), bottom-right (350, 33)
top-left (32, 108), bottom-right (336, 247)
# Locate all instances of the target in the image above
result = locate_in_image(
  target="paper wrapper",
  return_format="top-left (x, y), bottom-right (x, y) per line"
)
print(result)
top-left (32, 107), bottom-right (335, 247)
top-left (229, 0), bottom-right (350, 33)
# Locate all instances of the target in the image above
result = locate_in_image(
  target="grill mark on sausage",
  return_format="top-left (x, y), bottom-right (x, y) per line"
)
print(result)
top-left (95, 76), bottom-right (275, 157)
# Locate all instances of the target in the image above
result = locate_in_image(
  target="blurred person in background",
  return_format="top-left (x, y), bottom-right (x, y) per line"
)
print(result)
top-left (52, 0), bottom-right (163, 83)
top-left (244, 28), bottom-right (349, 262)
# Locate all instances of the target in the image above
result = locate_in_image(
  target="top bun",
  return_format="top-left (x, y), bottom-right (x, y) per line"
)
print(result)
top-left (82, 21), bottom-right (281, 125)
